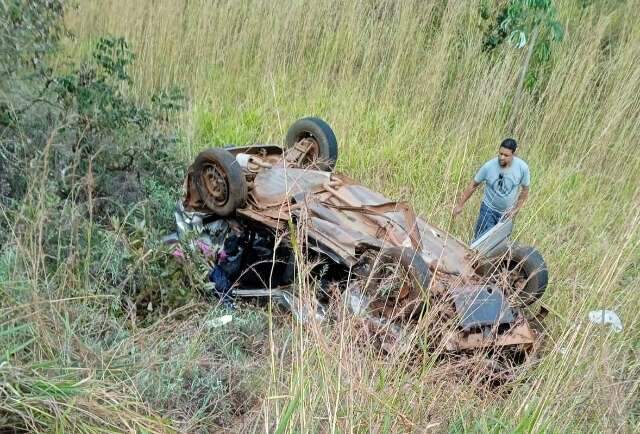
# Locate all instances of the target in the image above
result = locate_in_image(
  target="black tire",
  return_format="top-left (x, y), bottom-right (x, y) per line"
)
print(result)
top-left (191, 148), bottom-right (247, 217)
top-left (285, 117), bottom-right (338, 171)
top-left (498, 244), bottom-right (548, 306)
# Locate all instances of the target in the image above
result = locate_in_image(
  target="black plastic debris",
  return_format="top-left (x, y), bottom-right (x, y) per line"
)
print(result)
top-left (453, 285), bottom-right (515, 331)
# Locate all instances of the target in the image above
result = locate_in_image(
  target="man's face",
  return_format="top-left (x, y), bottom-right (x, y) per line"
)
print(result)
top-left (498, 147), bottom-right (514, 167)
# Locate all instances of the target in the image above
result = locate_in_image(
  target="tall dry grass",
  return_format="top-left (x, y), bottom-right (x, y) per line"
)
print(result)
top-left (30, 0), bottom-right (640, 431)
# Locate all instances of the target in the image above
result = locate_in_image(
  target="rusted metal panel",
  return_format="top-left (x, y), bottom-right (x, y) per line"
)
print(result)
top-left (188, 160), bottom-right (478, 279)
top-left (444, 321), bottom-right (536, 351)
top-left (252, 167), bottom-right (331, 208)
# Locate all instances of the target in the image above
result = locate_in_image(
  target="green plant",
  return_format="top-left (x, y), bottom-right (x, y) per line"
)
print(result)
top-left (0, 0), bottom-right (64, 74)
top-left (481, 0), bottom-right (564, 131)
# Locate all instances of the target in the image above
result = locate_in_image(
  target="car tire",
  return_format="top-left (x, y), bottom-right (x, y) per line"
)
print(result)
top-left (485, 244), bottom-right (548, 306)
top-left (191, 148), bottom-right (247, 217)
top-left (285, 117), bottom-right (338, 171)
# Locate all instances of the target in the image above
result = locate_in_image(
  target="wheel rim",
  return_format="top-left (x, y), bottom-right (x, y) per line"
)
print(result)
top-left (299, 136), bottom-right (320, 165)
top-left (498, 260), bottom-right (530, 304)
top-left (202, 162), bottom-right (229, 207)
top-left (364, 258), bottom-right (420, 319)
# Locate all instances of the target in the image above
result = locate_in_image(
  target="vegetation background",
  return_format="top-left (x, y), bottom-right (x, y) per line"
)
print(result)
top-left (1, 0), bottom-right (638, 432)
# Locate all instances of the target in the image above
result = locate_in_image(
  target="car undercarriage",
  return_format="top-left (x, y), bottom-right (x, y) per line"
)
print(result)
top-left (166, 117), bottom-right (549, 362)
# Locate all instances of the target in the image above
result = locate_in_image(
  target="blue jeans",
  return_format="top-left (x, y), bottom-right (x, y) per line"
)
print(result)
top-left (474, 202), bottom-right (504, 241)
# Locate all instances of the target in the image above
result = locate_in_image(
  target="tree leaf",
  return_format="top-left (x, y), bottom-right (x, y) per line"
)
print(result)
top-left (509, 30), bottom-right (528, 48)
top-left (550, 20), bottom-right (565, 41)
top-left (500, 17), bottom-right (513, 32)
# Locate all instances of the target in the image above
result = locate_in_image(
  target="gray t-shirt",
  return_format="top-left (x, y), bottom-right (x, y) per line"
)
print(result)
top-left (474, 157), bottom-right (530, 212)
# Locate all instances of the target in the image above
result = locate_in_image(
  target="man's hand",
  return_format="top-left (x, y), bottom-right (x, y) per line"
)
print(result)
top-left (452, 205), bottom-right (464, 218)
top-left (452, 180), bottom-right (479, 219)
top-left (504, 208), bottom-right (518, 220)
top-left (505, 187), bottom-right (529, 221)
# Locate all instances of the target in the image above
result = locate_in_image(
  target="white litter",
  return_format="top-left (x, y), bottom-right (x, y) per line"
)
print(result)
top-left (206, 315), bottom-right (233, 328)
top-left (588, 309), bottom-right (623, 333)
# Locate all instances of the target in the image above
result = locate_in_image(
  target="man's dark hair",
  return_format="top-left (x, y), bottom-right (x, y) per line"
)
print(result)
top-left (500, 138), bottom-right (518, 152)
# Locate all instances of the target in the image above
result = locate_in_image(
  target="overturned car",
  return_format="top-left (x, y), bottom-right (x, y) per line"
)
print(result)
top-left (168, 117), bottom-right (548, 354)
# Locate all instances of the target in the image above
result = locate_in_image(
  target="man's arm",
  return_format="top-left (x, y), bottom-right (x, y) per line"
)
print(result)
top-left (452, 180), bottom-right (480, 217)
top-left (505, 186), bottom-right (529, 219)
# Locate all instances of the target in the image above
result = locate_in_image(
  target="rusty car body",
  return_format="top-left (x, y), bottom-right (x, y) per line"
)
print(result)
top-left (170, 117), bottom-right (549, 355)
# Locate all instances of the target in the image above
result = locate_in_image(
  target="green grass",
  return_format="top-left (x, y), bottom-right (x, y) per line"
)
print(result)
top-left (2, 0), bottom-right (638, 432)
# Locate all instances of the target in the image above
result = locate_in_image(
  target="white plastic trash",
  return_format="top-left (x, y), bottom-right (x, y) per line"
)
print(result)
top-left (588, 309), bottom-right (623, 333)
top-left (206, 315), bottom-right (233, 328)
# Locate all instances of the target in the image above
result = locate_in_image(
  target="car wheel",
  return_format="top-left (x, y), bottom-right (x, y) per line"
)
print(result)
top-left (361, 247), bottom-right (432, 319)
top-left (285, 117), bottom-right (338, 171)
top-left (191, 148), bottom-right (247, 217)
top-left (494, 244), bottom-right (548, 306)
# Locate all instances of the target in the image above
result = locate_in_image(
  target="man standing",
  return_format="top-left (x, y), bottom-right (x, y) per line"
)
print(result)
top-left (453, 138), bottom-right (530, 240)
